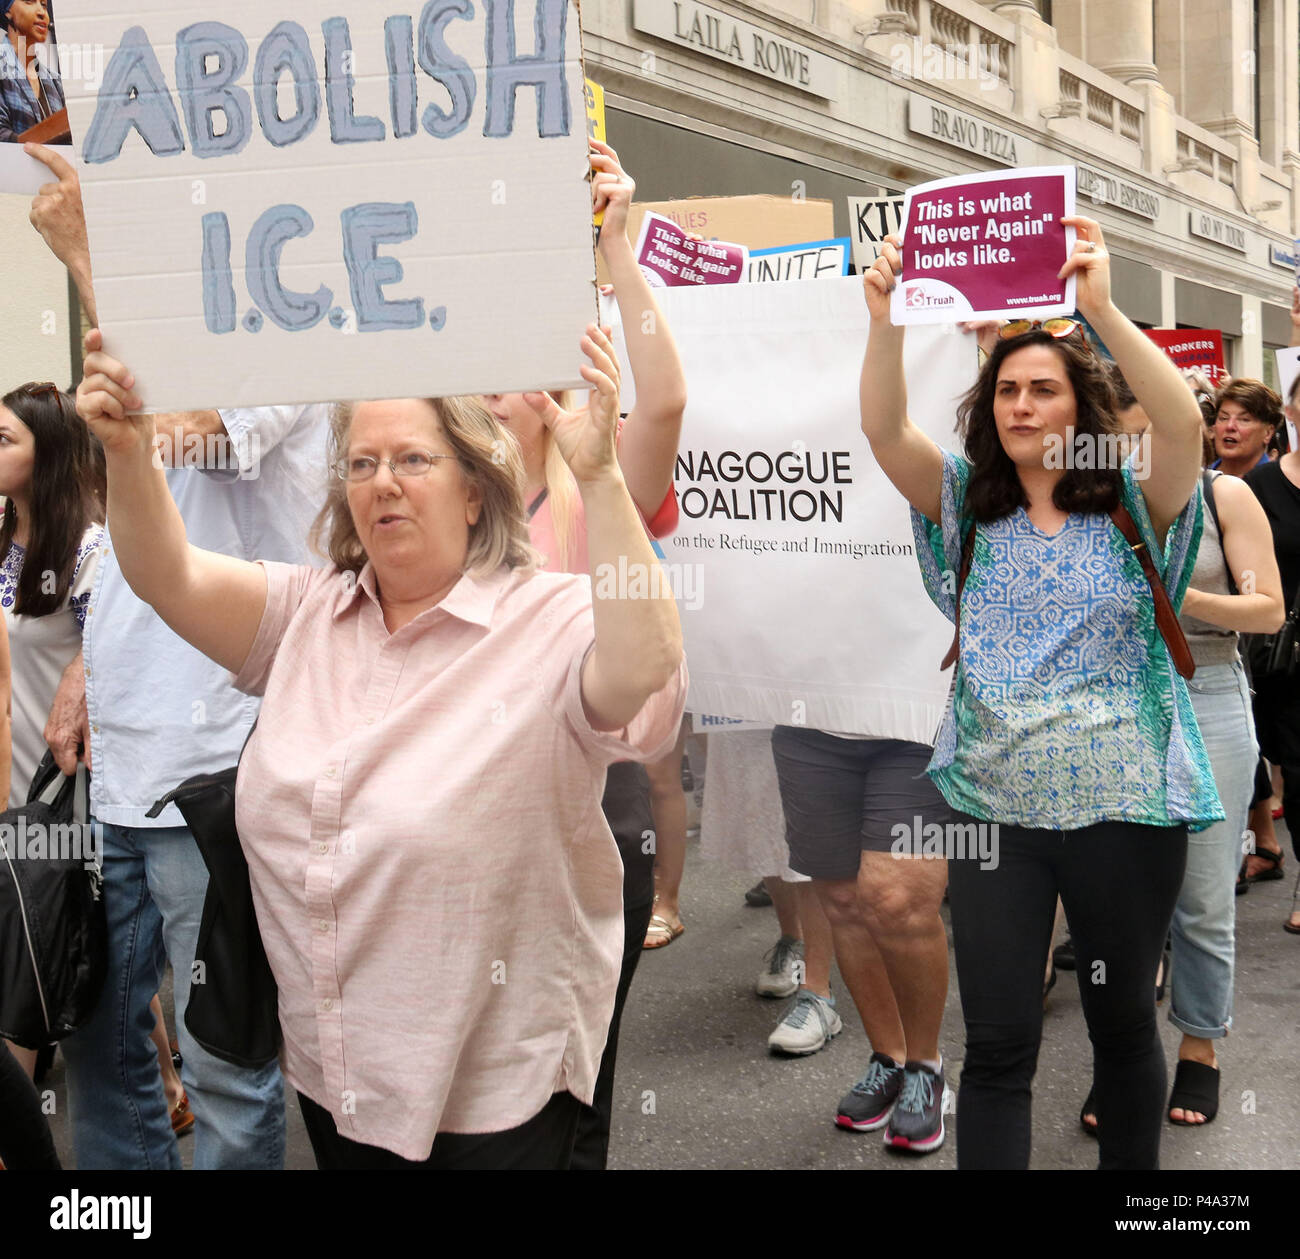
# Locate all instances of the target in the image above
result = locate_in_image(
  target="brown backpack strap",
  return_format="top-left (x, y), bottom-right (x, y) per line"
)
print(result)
top-left (941, 524), bottom-right (976, 671)
top-left (1109, 505), bottom-right (1196, 680)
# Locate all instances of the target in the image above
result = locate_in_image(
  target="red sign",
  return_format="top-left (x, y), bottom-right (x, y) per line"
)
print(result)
top-left (1143, 329), bottom-right (1227, 386)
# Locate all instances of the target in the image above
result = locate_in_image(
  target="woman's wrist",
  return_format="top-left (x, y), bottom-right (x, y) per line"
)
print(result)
top-left (574, 463), bottom-right (628, 495)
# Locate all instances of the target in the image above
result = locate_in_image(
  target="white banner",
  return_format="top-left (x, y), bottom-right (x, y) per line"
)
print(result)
top-left (56, 0), bottom-right (595, 411)
top-left (610, 277), bottom-right (976, 741)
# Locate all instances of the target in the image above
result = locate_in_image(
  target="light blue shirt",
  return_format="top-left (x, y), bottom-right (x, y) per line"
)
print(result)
top-left (85, 405), bottom-right (330, 826)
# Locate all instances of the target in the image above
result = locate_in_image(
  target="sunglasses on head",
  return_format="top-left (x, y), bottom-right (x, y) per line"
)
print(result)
top-left (999, 318), bottom-right (1081, 340)
top-left (20, 382), bottom-right (62, 401)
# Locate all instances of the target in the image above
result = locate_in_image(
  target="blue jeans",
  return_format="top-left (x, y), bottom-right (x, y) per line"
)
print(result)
top-left (1170, 661), bottom-right (1257, 1039)
top-left (60, 823), bottom-right (285, 1170)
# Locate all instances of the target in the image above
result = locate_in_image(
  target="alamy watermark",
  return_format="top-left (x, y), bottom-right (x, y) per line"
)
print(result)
top-left (0, 818), bottom-right (100, 868)
top-left (890, 38), bottom-right (1002, 92)
top-left (3, 38), bottom-right (104, 91)
top-left (593, 557), bottom-right (704, 611)
top-left (1043, 427), bottom-right (1149, 479)
top-left (890, 816), bottom-right (1000, 870)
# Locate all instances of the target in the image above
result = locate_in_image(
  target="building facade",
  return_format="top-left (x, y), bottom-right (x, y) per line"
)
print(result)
top-left (582, 0), bottom-right (1300, 383)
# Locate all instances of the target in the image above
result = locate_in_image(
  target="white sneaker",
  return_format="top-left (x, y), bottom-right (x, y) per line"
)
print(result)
top-left (755, 935), bottom-right (804, 998)
top-left (767, 989), bottom-right (842, 1056)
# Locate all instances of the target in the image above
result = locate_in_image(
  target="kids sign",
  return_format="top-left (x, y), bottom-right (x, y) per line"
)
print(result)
top-left (890, 166), bottom-right (1076, 325)
top-left (54, 0), bottom-right (595, 410)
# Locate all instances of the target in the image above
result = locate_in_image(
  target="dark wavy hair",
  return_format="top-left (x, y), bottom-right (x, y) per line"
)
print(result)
top-left (0, 383), bottom-right (96, 617)
top-left (957, 330), bottom-right (1121, 522)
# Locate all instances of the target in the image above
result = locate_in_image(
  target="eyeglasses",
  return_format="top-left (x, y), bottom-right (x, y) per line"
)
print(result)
top-left (999, 318), bottom-right (1081, 340)
top-left (20, 382), bottom-right (62, 400)
top-left (332, 451), bottom-right (457, 482)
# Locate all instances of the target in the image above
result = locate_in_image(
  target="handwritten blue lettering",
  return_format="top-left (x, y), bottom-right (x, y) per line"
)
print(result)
top-left (176, 22), bottom-right (252, 159)
top-left (200, 212), bottom-right (237, 333)
top-left (419, 0), bottom-right (476, 138)
top-left (483, 0), bottom-right (570, 138)
top-left (246, 204), bottom-right (333, 331)
top-left (254, 20), bottom-right (320, 148)
top-left (385, 16), bottom-right (419, 138)
top-left (82, 27), bottom-right (185, 163)
top-left (323, 17), bottom-right (386, 143)
top-left (341, 202), bottom-right (425, 331)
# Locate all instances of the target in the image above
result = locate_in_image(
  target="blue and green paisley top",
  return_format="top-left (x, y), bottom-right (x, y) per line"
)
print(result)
top-left (911, 451), bottom-right (1223, 831)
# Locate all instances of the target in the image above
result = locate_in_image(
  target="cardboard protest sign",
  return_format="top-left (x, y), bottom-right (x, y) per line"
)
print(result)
top-left (890, 166), bottom-right (1077, 325)
top-left (635, 211), bottom-right (747, 287)
top-left (747, 238), bottom-right (849, 283)
top-left (596, 194), bottom-right (832, 286)
top-left (610, 277), bottom-right (973, 735)
top-left (848, 195), bottom-right (905, 271)
top-left (1144, 329), bottom-right (1227, 386)
top-left (54, 0), bottom-right (596, 411)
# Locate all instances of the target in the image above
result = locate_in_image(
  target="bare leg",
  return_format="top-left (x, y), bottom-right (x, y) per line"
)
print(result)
top-left (646, 720), bottom-right (690, 929)
top-left (856, 851), bottom-right (949, 1064)
top-left (814, 876), bottom-right (906, 1063)
top-left (767, 876), bottom-right (803, 940)
top-left (149, 994), bottom-right (184, 1113)
top-left (795, 882), bottom-right (833, 999)
top-left (4, 1040), bottom-right (37, 1081)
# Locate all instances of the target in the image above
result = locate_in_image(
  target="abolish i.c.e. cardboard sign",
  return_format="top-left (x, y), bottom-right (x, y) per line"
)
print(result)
top-left (890, 166), bottom-right (1077, 324)
top-left (54, 0), bottom-right (596, 411)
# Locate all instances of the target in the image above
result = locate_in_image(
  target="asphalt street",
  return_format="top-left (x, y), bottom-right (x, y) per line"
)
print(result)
top-left (37, 819), bottom-right (1298, 1173)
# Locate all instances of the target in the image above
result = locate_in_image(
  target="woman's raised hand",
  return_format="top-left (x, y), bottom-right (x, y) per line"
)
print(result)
top-left (591, 139), bottom-right (635, 249)
top-left (862, 234), bottom-right (902, 326)
top-left (76, 329), bottom-right (152, 456)
top-left (525, 323), bottom-right (622, 485)
top-left (1058, 215), bottom-right (1112, 319)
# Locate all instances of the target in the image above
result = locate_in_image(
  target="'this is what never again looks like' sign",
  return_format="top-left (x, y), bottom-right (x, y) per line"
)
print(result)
top-left (56, 0), bottom-right (597, 411)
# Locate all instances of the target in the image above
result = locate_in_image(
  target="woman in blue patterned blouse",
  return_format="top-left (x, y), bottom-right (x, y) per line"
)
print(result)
top-left (858, 216), bottom-right (1222, 1170)
top-left (0, 1), bottom-right (64, 144)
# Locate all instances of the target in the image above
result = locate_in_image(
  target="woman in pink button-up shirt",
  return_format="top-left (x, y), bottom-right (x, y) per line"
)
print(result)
top-left (75, 324), bottom-right (687, 1169)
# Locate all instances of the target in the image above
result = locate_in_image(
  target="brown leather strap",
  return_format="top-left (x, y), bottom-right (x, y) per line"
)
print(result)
top-left (941, 526), bottom-right (975, 671)
top-left (1109, 505), bottom-right (1196, 679)
top-left (940, 509), bottom-right (1196, 680)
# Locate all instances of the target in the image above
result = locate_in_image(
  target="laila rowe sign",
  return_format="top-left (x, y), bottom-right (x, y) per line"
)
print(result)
top-left (633, 0), bottom-right (838, 99)
top-left (55, 0), bottom-right (596, 411)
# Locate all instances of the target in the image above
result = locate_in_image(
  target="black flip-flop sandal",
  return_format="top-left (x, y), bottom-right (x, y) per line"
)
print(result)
top-left (1244, 847), bottom-right (1285, 883)
top-left (1167, 1059), bottom-right (1219, 1125)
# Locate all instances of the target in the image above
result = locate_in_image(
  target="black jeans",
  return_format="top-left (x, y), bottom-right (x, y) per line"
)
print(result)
top-left (298, 1090), bottom-right (580, 1169)
top-left (570, 760), bottom-right (655, 1171)
top-left (947, 817), bottom-right (1187, 1170)
top-left (0, 1040), bottom-right (60, 1169)
top-left (1253, 670), bottom-right (1300, 861)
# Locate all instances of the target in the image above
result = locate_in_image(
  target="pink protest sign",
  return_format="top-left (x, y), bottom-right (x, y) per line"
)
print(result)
top-left (889, 166), bottom-right (1077, 324)
top-left (634, 211), bottom-right (748, 287)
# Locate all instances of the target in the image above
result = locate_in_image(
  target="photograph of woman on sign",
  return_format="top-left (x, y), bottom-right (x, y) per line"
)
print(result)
top-left (0, 1), bottom-right (69, 145)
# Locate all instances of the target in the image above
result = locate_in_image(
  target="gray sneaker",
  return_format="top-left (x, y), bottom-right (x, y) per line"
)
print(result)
top-left (756, 935), bottom-right (804, 998)
top-left (768, 989), bottom-right (842, 1056)
top-left (835, 1052), bottom-right (904, 1131)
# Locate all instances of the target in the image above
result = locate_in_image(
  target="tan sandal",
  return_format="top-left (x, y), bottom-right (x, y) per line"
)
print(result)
top-left (642, 912), bottom-right (685, 950)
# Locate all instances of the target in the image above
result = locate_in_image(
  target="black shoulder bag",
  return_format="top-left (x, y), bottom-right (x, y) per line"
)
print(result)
top-left (0, 753), bottom-right (105, 1049)
top-left (147, 725), bottom-right (280, 1068)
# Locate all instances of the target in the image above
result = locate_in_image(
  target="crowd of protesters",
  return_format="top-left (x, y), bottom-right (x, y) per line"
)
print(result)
top-left (0, 140), bottom-right (1296, 1173)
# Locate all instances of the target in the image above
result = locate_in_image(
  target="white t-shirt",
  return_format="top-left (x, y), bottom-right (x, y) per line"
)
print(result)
top-left (2, 523), bottom-right (104, 796)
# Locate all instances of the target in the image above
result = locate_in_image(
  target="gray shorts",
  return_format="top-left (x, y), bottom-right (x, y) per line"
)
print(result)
top-left (770, 727), bottom-right (950, 882)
